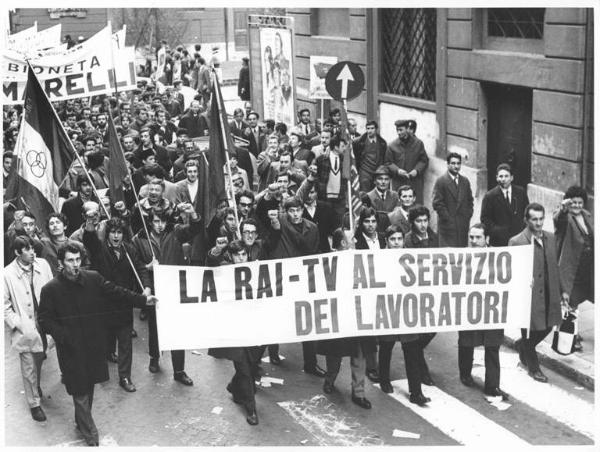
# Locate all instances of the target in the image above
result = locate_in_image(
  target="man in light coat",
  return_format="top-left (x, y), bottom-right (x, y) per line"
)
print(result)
top-left (4, 236), bottom-right (54, 422)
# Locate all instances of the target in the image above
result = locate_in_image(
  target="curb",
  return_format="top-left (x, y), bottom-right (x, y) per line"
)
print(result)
top-left (503, 335), bottom-right (595, 391)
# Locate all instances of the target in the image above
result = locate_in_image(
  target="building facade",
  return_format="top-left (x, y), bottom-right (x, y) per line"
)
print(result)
top-left (284, 8), bottom-right (594, 222)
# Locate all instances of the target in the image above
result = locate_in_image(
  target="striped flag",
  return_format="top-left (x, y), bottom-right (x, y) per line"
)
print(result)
top-left (339, 105), bottom-right (363, 221)
top-left (4, 65), bottom-right (74, 222)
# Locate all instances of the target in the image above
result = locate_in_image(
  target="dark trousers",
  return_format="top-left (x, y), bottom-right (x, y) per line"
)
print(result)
top-left (378, 341), bottom-right (395, 382)
top-left (264, 342), bottom-right (318, 369)
top-left (325, 349), bottom-right (366, 397)
top-left (148, 306), bottom-right (185, 372)
top-left (520, 328), bottom-right (552, 372)
top-left (230, 349), bottom-right (256, 414)
top-left (458, 345), bottom-right (500, 391)
top-left (402, 341), bottom-right (424, 396)
top-left (73, 385), bottom-right (98, 445)
top-left (107, 324), bottom-right (133, 379)
top-left (416, 333), bottom-right (436, 375)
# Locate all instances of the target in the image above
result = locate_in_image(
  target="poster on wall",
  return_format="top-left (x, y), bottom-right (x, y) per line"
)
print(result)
top-left (309, 55), bottom-right (337, 99)
top-left (259, 27), bottom-right (294, 126)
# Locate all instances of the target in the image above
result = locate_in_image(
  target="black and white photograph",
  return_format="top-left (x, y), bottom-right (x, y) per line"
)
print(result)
top-left (1, 3), bottom-right (597, 449)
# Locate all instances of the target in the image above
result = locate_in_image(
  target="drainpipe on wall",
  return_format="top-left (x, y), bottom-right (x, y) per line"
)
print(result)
top-left (581, 8), bottom-right (593, 193)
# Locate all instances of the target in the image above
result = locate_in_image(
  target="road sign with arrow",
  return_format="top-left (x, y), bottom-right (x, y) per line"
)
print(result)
top-left (324, 61), bottom-right (365, 101)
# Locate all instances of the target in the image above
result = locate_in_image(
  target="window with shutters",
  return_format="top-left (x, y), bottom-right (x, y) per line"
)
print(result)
top-left (380, 8), bottom-right (437, 102)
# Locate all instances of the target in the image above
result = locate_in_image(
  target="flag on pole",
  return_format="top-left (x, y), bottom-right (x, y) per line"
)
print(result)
top-left (339, 105), bottom-right (363, 219)
top-left (202, 74), bottom-right (230, 227)
top-left (106, 110), bottom-right (129, 204)
top-left (4, 64), bottom-right (74, 222)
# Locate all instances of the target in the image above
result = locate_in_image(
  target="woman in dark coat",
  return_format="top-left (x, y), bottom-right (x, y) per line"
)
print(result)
top-left (208, 240), bottom-right (262, 426)
top-left (554, 185), bottom-right (594, 350)
top-left (377, 225), bottom-right (430, 406)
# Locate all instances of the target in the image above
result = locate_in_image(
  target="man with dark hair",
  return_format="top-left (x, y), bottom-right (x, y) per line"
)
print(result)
top-left (132, 206), bottom-right (200, 383)
top-left (297, 108), bottom-right (318, 142)
top-left (481, 163), bottom-right (529, 246)
top-left (265, 196), bottom-right (325, 377)
top-left (178, 100), bottom-right (209, 138)
top-left (61, 174), bottom-right (96, 236)
top-left (38, 241), bottom-right (157, 446)
top-left (40, 213), bottom-right (70, 275)
top-left (4, 236), bottom-right (54, 421)
top-left (385, 119), bottom-right (429, 204)
top-left (432, 152), bottom-right (474, 247)
top-left (388, 185), bottom-right (416, 234)
top-left (510, 203), bottom-right (568, 383)
top-left (133, 127), bottom-right (172, 175)
top-left (458, 223), bottom-right (508, 401)
top-left (243, 111), bottom-right (266, 158)
top-left (83, 217), bottom-right (152, 393)
top-left (353, 120), bottom-right (387, 192)
top-left (311, 128), bottom-right (332, 161)
top-left (236, 190), bottom-right (256, 222)
top-left (229, 108), bottom-right (248, 138)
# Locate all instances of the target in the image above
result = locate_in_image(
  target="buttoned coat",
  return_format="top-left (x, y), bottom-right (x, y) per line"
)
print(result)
top-left (38, 270), bottom-right (146, 396)
top-left (4, 257), bottom-right (53, 353)
top-left (384, 135), bottom-right (429, 204)
top-left (509, 228), bottom-right (563, 331)
top-left (366, 188), bottom-right (400, 213)
top-left (432, 172), bottom-right (474, 247)
top-left (480, 185), bottom-right (529, 246)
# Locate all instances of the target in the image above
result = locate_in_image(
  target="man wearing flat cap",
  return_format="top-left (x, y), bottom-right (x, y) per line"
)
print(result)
top-left (367, 165), bottom-right (401, 214)
top-left (385, 119), bottom-right (429, 205)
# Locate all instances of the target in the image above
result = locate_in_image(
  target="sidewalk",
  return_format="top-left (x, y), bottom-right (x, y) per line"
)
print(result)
top-left (504, 301), bottom-right (595, 390)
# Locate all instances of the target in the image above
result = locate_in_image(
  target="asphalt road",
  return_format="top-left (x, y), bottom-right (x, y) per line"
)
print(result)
top-left (3, 310), bottom-right (595, 447)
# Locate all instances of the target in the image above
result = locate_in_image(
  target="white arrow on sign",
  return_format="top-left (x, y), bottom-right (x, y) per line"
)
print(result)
top-left (336, 64), bottom-right (354, 99)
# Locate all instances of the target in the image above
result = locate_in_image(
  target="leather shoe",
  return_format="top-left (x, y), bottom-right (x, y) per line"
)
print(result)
top-left (139, 309), bottom-right (148, 321)
top-left (174, 371), bottom-right (193, 386)
top-left (148, 358), bottom-right (160, 373)
top-left (131, 329), bottom-right (138, 338)
top-left (421, 373), bottom-right (434, 386)
top-left (366, 369), bottom-right (380, 383)
top-left (460, 375), bottom-right (475, 387)
top-left (484, 387), bottom-right (509, 401)
top-left (351, 396), bottom-right (372, 409)
top-left (30, 406), bottom-right (46, 422)
top-left (380, 380), bottom-right (394, 393)
top-left (119, 377), bottom-right (136, 392)
top-left (270, 355), bottom-right (281, 365)
top-left (107, 352), bottom-right (118, 363)
top-left (304, 365), bottom-right (326, 377)
top-left (409, 393), bottom-right (431, 406)
top-left (529, 369), bottom-right (548, 383)
top-left (246, 410), bottom-right (259, 426)
top-left (323, 380), bottom-right (334, 394)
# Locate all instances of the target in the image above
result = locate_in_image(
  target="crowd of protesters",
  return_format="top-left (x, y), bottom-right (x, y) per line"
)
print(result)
top-left (2, 47), bottom-right (594, 443)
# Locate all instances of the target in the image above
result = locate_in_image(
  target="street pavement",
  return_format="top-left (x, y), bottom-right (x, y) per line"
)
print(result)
top-left (4, 311), bottom-right (595, 447)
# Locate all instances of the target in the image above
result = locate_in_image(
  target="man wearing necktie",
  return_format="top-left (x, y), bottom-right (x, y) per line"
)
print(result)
top-left (432, 152), bottom-right (474, 247)
top-left (480, 163), bottom-right (529, 247)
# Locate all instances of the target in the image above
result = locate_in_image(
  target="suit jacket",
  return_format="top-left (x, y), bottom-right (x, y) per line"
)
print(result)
top-left (179, 112), bottom-right (209, 138)
top-left (366, 188), bottom-right (400, 213)
top-left (302, 201), bottom-right (335, 253)
top-left (432, 172), bottom-right (474, 247)
top-left (480, 185), bottom-right (529, 246)
top-left (509, 228), bottom-right (563, 330)
top-left (243, 126), bottom-right (266, 158)
top-left (174, 179), bottom-right (199, 206)
top-left (385, 135), bottom-right (429, 204)
top-left (353, 133), bottom-right (387, 173)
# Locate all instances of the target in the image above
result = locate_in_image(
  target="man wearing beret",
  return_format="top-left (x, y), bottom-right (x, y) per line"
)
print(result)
top-left (385, 119), bottom-right (429, 205)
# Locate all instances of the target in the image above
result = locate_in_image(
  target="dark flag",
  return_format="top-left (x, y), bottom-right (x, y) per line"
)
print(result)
top-left (5, 65), bottom-right (74, 222)
top-left (106, 110), bottom-right (129, 203)
top-left (203, 73), bottom-right (230, 226)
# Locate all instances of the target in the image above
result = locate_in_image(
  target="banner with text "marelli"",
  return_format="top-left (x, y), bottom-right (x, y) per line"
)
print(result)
top-left (154, 246), bottom-right (533, 350)
top-left (2, 26), bottom-right (136, 105)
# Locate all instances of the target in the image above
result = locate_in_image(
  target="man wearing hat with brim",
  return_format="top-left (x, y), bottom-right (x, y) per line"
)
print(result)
top-left (385, 119), bottom-right (429, 205)
top-left (367, 165), bottom-right (401, 214)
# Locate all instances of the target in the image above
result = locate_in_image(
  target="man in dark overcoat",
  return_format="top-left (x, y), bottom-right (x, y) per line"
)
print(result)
top-left (384, 119), bottom-right (429, 204)
top-left (38, 241), bottom-right (155, 446)
top-left (458, 224), bottom-right (508, 400)
top-left (353, 120), bottom-right (387, 192)
top-left (509, 203), bottom-right (568, 383)
top-left (480, 163), bottom-right (529, 246)
top-left (432, 152), bottom-right (474, 247)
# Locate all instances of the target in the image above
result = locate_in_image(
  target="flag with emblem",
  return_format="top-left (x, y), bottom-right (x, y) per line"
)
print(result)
top-left (339, 104), bottom-right (363, 223)
top-left (4, 64), bottom-right (74, 222)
